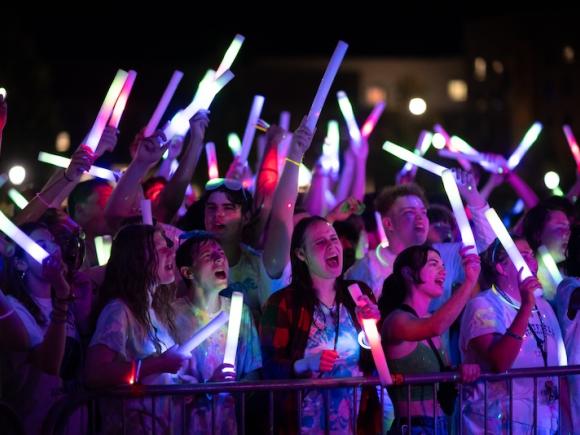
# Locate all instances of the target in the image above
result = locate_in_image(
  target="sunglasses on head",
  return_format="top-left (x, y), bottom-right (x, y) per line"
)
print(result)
top-left (205, 178), bottom-right (243, 191)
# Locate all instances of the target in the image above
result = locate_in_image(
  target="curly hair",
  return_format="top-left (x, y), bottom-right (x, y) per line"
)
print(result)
top-left (95, 224), bottom-right (177, 353)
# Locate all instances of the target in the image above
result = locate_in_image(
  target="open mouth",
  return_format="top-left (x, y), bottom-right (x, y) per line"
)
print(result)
top-left (165, 263), bottom-right (174, 272)
top-left (435, 277), bottom-right (444, 286)
top-left (214, 270), bottom-right (227, 280)
top-left (326, 255), bottom-right (340, 268)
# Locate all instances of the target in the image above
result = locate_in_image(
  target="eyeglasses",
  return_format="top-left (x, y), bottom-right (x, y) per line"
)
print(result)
top-left (205, 178), bottom-right (243, 191)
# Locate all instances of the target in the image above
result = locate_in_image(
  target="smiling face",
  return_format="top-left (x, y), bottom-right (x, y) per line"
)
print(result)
top-left (414, 250), bottom-right (446, 299)
top-left (154, 230), bottom-right (175, 286)
top-left (384, 195), bottom-right (429, 249)
top-left (190, 239), bottom-right (229, 293)
top-left (296, 220), bottom-right (343, 279)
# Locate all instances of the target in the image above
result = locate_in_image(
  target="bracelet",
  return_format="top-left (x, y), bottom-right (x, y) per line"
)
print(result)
top-left (505, 330), bottom-right (523, 341)
top-left (35, 193), bottom-right (51, 208)
top-left (0, 308), bottom-right (15, 321)
top-left (63, 172), bottom-right (74, 183)
top-left (285, 157), bottom-right (301, 168)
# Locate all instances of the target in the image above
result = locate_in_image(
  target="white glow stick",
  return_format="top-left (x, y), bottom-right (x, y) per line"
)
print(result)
top-left (321, 120), bottom-right (340, 175)
top-left (178, 311), bottom-right (229, 356)
top-left (239, 95), bottom-right (265, 164)
top-left (0, 88), bottom-right (6, 99)
top-left (38, 152), bottom-right (117, 182)
top-left (383, 141), bottom-right (446, 176)
top-left (108, 70), bottom-right (137, 129)
top-left (228, 133), bottom-right (242, 156)
top-left (337, 91), bottom-right (362, 144)
top-left (563, 125), bottom-right (580, 171)
top-left (306, 41), bottom-right (348, 132)
top-left (484, 208), bottom-right (542, 296)
top-left (216, 34), bottom-right (245, 78)
top-left (0, 211), bottom-right (49, 263)
top-left (85, 69), bottom-right (129, 151)
top-left (538, 245), bottom-right (563, 287)
top-left (205, 142), bottom-right (219, 179)
top-left (433, 124), bottom-right (471, 171)
top-left (223, 291), bottom-right (244, 367)
top-left (401, 130), bottom-right (433, 175)
top-left (507, 122), bottom-right (543, 170)
top-left (94, 235), bottom-right (112, 266)
top-left (438, 149), bottom-right (502, 173)
top-left (374, 211), bottom-right (389, 248)
top-left (279, 111), bottom-right (291, 130)
top-left (141, 199), bottom-right (153, 225)
top-left (8, 189), bottom-right (28, 209)
top-left (441, 170), bottom-right (476, 253)
top-left (144, 70), bottom-right (184, 136)
top-left (361, 101), bottom-right (386, 139)
top-left (347, 284), bottom-right (392, 385)
top-left (298, 163), bottom-right (313, 189)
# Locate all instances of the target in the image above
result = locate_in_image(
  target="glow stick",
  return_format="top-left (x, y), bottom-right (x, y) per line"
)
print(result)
top-left (538, 245), bottom-right (563, 287)
top-left (563, 125), bottom-right (580, 170)
top-left (0, 211), bottom-right (49, 263)
top-left (144, 70), bottom-right (184, 136)
top-left (305, 41), bottom-right (348, 132)
top-left (401, 130), bottom-right (433, 175)
top-left (239, 95), bottom-right (265, 164)
top-left (279, 111), bottom-right (291, 130)
top-left (94, 235), bottom-right (112, 266)
top-left (298, 163), bottom-right (313, 189)
top-left (374, 211), bottom-right (388, 248)
top-left (205, 142), bottom-right (219, 179)
top-left (85, 69), bottom-right (129, 151)
top-left (0, 88), bottom-right (6, 99)
top-left (223, 291), bottom-right (244, 367)
top-left (8, 189), bottom-right (28, 209)
top-left (38, 152), bottom-right (117, 182)
top-left (441, 170), bottom-right (476, 253)
top-left (228, 133), bottom-right (242, 156)
top-left (141, 199), bottom-right (153, 225)
top-left (361, 101), bottom-right (385, 138)
top-left (383, 141), bottom-right (446, 176)
top-left (337, 91), bottom-right (362, 144)
top-left (108, 70), bottom-right (137, 129)
top-left (178, 311), bottom-right (229, 356)
top-left (216, 34), bottom-right (245, 78)
top-left (507, 122), bottom-right (543, 170)
top-left (434, 124), bottom-right (471, 171)
top-left (484, 208), bottom-right (542, 296)
top-left (321, 120), bottom-right (340, 175)
top-left (438, 149), bottom-right (501, 173)
top-left (347, 284), bottom-right (392, 385)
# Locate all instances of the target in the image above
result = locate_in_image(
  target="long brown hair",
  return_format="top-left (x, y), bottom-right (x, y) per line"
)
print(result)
top-left (96, 224), bottom-right (177, 353)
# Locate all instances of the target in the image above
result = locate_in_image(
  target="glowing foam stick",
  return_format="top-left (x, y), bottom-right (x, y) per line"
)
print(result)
top-left (438, 149), bottom-right (502, 173)
top-left (228, 133), bottom-right (242, 156)
top-left (205, 142), bottom-right (219, 179)
top-left (223, 291), bottom-right (244, 367)
top-left (321, 120), bottom-right (340, 175)
top-left (305, 41), bottom-right (348, 131)
top-left (216, 34), bottom-right (245, 78)
top-left (374, 211), bottom-right (389, 248)
top-left (239, 95), bottom-right (265, 164)
top-left (8, 189), bottom-right (28, 209)
top-left (347, 284), bottom-right (392, 385)
top-left (433, 124), bottom-right (471, 171)
top-left (337, 91), bottom-right (362, 144)
top-left (383, 141), bottom-right (446, 176)
top-left (0, 211), bottom-right (49, 264)
top-left (441, 170), bottom-right (476, 253)
top-left (484, 208), bottom-right (542, 296)
top-left (85, 70), bottom-right (129, 151)
top-left (563, 125), bottom-right (580, 170)
top-left (298, 163), bottom-right (313, 189)
top-left (141, 199), bottom-right (153, 225)
top-left (449, 135), bottom-right (478, 155)
top-left (0, 88), bottom-right (6, 99)
top-left (38, 152), bottom-right (117, 182)
top-left (279, 111), bottom-right (291, 130)
top-left (361, 101), bottom-right (385, 139)
top-left (94, 235), bottom-right (112, 266)
top-left (538, 245), bottom-right (563, 287)
top-left (193, 70), bottom-right (235, 114)
top-left (401, 130), bottom-right (433, 175)
top-left (178, 311), bottom-right (229, 356)
top-left (144, 70), bottom-right (184, 136)
top-left (507, 122), bottom-right (543, 170)
top-left (108, 70), bottom-right (137, 129)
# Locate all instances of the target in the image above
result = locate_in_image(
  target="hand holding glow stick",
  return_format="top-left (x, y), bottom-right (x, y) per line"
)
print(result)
top-left (347, 284), bottom-right (392, 385)
top-left (441, 170), bottom-right (476, 253)
top-left (38, 152), bottom-right (117, 182)
top-left (178, 311), bottom-right (229, 356)
top-left (0, 211), bottom-right (49, 264)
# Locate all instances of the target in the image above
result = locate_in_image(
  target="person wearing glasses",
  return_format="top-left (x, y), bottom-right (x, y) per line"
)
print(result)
top-left (459, 237), bottom-right (566, 434)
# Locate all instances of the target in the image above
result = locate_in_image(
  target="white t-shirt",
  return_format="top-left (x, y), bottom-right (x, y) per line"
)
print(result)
top-left (459, 289), bottom-right (566, 434)
top-left (555, 276), bottom-right (580, 430)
